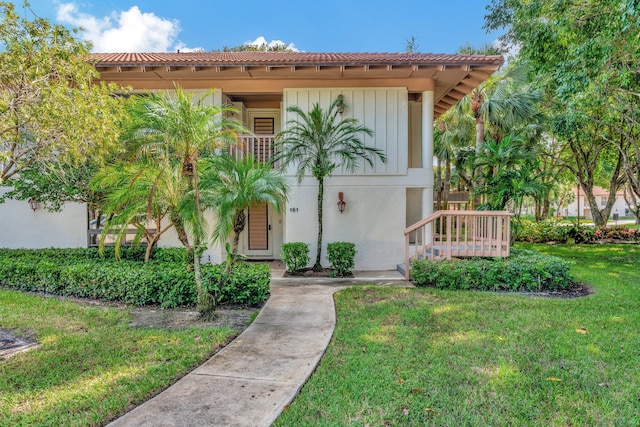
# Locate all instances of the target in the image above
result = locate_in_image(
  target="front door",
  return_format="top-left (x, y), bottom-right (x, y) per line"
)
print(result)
top-left (245, 202), bottom-right (273, 257)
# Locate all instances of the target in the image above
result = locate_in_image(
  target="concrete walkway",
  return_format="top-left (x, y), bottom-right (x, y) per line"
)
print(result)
top-left (108, 271), bottom-right (409, 427)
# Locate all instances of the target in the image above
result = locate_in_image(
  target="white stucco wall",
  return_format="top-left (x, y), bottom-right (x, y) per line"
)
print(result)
top-left (0, 188), bottom-right (87, 248)
top-left (284, 177), bottom-right (407, 270)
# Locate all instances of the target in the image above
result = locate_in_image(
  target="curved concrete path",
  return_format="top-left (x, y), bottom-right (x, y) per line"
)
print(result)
top-left (108, 271), bottom-right (408, 427)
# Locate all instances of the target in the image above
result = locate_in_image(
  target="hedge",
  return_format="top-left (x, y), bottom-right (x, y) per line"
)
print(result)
top-left (0, 248), bottom-right (270, 308)
top-left (410, 248), bottom-right (574, 292)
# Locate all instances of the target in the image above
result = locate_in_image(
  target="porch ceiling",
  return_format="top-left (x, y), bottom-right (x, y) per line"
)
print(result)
top-left (90, 52), bottom-right (503, 118)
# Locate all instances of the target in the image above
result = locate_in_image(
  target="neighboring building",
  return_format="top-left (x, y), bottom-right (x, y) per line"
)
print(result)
top-left (0, 52), bottom-right (503, 270)
top-left (562, 185), bottom-right (629, 219)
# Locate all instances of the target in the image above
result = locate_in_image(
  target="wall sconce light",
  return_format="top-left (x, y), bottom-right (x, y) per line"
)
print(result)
top-left (336, 94), bottom-right (345, 115)
top-left (337, 192), bottom-right (346, 214)
top-left (28, 199), bottom-right (40, 211)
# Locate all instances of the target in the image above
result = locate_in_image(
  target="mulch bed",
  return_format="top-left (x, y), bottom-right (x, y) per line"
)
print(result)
top-left (512, 282), bottom-right (593, 299)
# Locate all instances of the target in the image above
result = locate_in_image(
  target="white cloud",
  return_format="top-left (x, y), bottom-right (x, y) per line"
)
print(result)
top-left (247, 36), bottom-right (299, 52)
top-left (56, 3), bottom-right (201, 52)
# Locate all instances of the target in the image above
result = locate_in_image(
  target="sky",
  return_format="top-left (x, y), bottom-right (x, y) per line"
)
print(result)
top-left (10, 1), bottom-right (503, 53)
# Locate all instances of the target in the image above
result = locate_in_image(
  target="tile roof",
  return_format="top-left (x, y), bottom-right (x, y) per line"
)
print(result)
top-left (90, 52), bottom-right (504, 66)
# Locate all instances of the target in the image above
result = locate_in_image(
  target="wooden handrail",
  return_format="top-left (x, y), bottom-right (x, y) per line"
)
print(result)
top-left (403, 210), bottom-right (513, 279)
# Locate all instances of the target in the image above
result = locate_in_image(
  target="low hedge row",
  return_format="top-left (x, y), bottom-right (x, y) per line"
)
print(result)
top-left (514, 219), bottom-right (640, 244)
top-left (410, 248), bottom-right (574, 292)
top-left (0, 248), bottom-right (270, 308)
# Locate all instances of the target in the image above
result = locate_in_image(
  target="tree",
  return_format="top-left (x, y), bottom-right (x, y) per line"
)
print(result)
top-left (98, 88), bottom-right (247, 315)
top-left (201, 154), bottom-right (288, 259)
top-left (485, 0), bottom-right (640, 226)
top-left (0, 2), bottom-right (123, 186)
top-left (91, 160), bottom-right (180, 262)
top-left (455, 63), bottom-right (541, 153)
top-left (274, 96), bottom-right (387, 271)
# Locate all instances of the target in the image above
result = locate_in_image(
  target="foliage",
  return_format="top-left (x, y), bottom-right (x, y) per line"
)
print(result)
top-left (0, 248), bottom-right (269, 308)
top-left (95, 87), bottom-right (248, 314)
top-left (274, 96), bottom-right (386, 271)
top-left (276, 243), bottom-right (640, 425)
top-left (280, 242), bottom-right (310, 273)
top-left (410, 248), bottom-right (573, 292)
top-left (0, 289), bottom-right (235, 427)
top-left (485, 0), bottom-right (639, 226)
top-left (513, 218), bottom-right (570, 243)
top-left (571, 225), bottom-right (640, 244)
top-left (218, 42), bottom-right (294, 52)
top-left (0, 2), bottom-right (124, 186)
top-left (204, 262), bottom-right (271, 305)
top-left (326, 242), bottom-right (356, 277)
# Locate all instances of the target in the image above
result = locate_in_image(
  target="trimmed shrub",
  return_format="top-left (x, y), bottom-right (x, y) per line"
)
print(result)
top-left (513, 219), bottom-right (570, 243)
top-left (0, 248), bottom-right (270, 307)
top-left (326, 242), bottom-right (356, 277)
top-left (280, 242), bottom-right (310, 273)
top-left (410, 248), bottom-right (574, 292)
top-left (204, 262), bottom-right (271, 305)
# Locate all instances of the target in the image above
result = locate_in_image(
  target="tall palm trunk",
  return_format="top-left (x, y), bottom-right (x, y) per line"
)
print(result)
top-left (314, 176), bottom-right (324, 271)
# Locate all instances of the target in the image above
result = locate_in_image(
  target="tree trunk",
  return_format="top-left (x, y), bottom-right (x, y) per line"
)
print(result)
top-left (193, 240), bottom-right (215, 317)
top-left (313, 177), bottom-right (324, 272)
top-left (444, 160), bottom-right (452, 210)
top-left (475, 118), bottom-right (485, 153)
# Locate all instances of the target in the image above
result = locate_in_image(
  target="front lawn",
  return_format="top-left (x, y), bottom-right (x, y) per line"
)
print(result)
top-left (0, 290), bottom-right (236, 426)
top-left (275, 244), bottom-right (640, 426)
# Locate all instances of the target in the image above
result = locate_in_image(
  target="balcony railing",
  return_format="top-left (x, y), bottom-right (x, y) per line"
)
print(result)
top-left (403, 210), bottom-right (512, 279)
top-left (232, 134), bottom-right (277, 164)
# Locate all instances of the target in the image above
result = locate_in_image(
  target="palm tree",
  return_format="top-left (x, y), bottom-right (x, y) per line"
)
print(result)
top-left (455, 63), bottom-right (541, 152)
top-left (104, 87), bottom-right (248, 316)
top-left (200, 154), bottom-right (288, 261)
top-left (91, 160), bottom-right (181, 262)
top-left (273, 96), bottom-right (387, 271)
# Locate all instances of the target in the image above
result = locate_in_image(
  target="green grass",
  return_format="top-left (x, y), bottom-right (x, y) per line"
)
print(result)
top-left (276, 244), bottom-right (640, 426)
top-left (0, 290), bottom-right (236, 426)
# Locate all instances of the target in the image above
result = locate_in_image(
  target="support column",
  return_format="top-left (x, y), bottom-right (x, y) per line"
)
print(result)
top-left (421, 90), bottom-right (435, 219)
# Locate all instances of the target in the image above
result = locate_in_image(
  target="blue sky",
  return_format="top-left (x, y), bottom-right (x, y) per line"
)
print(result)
top-left (13, 1), bottom-right (502, 53)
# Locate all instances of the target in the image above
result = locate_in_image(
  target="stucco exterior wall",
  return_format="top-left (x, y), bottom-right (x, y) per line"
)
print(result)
top-left (284, 177), bottom-right (407, 270)
top-left (0, 188), bottom-right (87, 248)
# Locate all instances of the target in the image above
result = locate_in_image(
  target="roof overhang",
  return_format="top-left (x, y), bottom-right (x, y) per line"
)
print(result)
top-left (90, 52), bottom-right (504, 118)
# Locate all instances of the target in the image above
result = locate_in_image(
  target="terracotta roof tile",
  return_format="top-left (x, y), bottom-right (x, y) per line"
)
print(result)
top-left (90, 52), bottom-right (504, 66)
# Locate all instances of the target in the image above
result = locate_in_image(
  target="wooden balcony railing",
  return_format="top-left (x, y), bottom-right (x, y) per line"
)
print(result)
top-left (232, 134), bottom-right (277, 164)
top-left (403, 210), bottom-right (512, 279)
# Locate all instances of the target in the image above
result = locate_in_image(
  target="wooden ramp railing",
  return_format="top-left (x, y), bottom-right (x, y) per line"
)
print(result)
top-left (403, 210), bottom-right (512, 279)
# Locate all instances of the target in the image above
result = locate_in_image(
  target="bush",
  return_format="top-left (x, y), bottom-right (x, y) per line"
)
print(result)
top-left (410, 248), bottom-right (574, 292)
top-left (0, 248), bottom-right (270, 307)
top-left (204, 262), bottom-right (271, 305)
top-left (326, 242), bottom-right (356, 277)
top-left (280, 242), bottom-right (309, 273)
top-left (513, 219), bottom-right (570, 243)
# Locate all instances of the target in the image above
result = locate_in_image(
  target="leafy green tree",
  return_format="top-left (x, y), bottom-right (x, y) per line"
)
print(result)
top-left (97, 88), bottom-right (247, 315)
top-left (200, 154), bottom-right (288, 259)
top-left (0, 2), bottom-right (123, 186)
top-left (274, 96), bottom-right (386, 271)
top-left (485, 0), bottom-right (639, 226)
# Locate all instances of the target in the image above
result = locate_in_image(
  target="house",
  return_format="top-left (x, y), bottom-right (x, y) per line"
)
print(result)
top-left (561, 185), bottom-right (629, 220)
top-left (0, 52), bottom-right (504, 270)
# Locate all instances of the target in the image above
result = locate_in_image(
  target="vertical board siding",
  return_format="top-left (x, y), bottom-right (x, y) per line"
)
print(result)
top-left (283, 88), bottom-right (408, 176)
